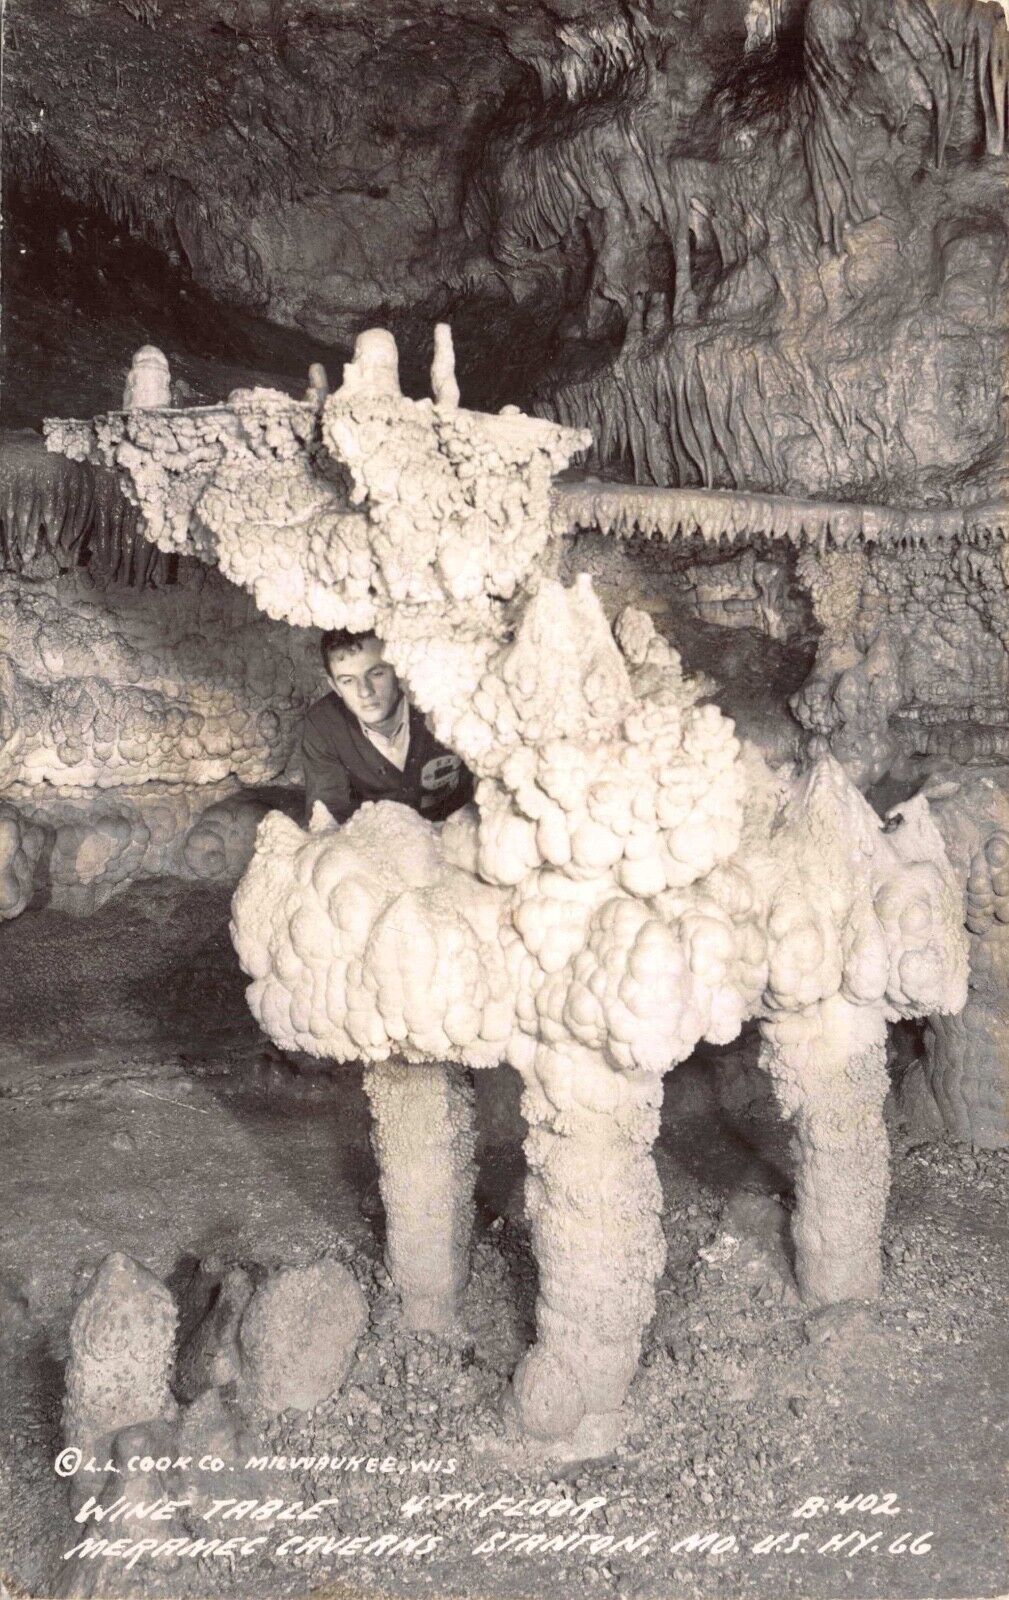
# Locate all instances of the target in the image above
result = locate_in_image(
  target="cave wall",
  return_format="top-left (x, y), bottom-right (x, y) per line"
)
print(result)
top-left (857, 543), bottom-right (1009, 764)
top-left (0, 435), bottom-right (321, 796)
top-left (3, 0), bottom-right (1007, 934)
top-left (558, 485), bottom-right (1009, 791)
top-left (0, 568), bottom-right (317, 793)
top-left (1, 0), bottom-right (548, 417)
top-left (0, 433), bottom-right (323, 916)
top-left (514, 0), bottom-right (1008, 500)
top-left (5, 0), bottom-right (1007, 509)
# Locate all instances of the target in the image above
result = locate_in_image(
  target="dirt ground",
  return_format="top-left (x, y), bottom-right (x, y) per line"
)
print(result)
top-left (1, 879), bottom-right (1006, 1600)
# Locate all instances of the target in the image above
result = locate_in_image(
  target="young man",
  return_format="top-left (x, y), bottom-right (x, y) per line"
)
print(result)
top-left (302, 629), bottom-right (474, 826)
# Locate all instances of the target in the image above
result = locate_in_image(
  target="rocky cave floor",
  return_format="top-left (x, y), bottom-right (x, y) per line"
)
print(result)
top-left (1, 879), bottom-right (1006, 1600)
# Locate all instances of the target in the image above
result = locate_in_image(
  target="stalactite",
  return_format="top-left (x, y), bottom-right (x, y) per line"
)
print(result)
top-left (479, 118), bottom-right (609, 266)
top-left (515, 11), bottom-right (648, 108)
top-left (6, 139), bottom-right (183, 259)
top-left (890, 0), bottom-right (1009, 162)
top-left (980, 2), bottom-right (1009, 152)
top-left (0, 434), bottom-right (171, 589)
top-left (552, 479), bottom-right (1008, 551)
top-left (799, 39), bottom-right (871, 250)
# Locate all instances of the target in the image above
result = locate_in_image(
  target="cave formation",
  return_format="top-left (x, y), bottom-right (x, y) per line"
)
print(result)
top-left (1, 1), bottom-right (1008, 1597)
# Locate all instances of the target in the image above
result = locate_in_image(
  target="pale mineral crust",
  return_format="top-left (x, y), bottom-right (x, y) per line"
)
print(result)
top-left (52, 333), bottom-right (974, 1447)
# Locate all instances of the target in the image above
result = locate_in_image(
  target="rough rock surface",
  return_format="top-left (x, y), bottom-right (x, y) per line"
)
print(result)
top-left (792, 540), bottom-right (1009, 786)
top-left (0, 551), bottom-right (320, 915)
top-left (899, 768), bottom-right (1009, 1149)
top-left (0, 569), bottom-right (318, 792)
top-left (62, 1253), bottom-right (178, 1460)
top-left (174, 1266), bottom-right (255, 1403)
top-left (238, 1260), bottom-right (369, 1416)
top-left (6, 0), bottom-right (1008, 518)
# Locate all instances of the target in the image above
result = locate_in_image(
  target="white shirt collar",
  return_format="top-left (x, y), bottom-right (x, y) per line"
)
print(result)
top-left (360, 697), bottom-right (410, 771)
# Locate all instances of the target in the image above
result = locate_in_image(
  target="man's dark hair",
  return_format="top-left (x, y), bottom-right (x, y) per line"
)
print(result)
top-left (320, 628), bottom-right (379, 670)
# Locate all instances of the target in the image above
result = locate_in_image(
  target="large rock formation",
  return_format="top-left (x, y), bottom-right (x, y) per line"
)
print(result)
top-left (47, 329), bottom-right (970, 1455)
top-left (5, 0), bottom-right (1004, 1461)
top-left (6, 0), bottom-right (1006, 812)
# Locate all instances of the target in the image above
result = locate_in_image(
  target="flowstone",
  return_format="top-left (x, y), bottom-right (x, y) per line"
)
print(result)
top-left (0, 539), bottom-right (320, 916)
top-left (46, 328), bottom-right (970, 1452)
top-left (898, 768), bottom-right (1009, 1148)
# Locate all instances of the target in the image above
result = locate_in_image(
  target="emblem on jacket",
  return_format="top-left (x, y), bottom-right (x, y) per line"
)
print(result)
top-left (420, 754), bottom-right (461, 797)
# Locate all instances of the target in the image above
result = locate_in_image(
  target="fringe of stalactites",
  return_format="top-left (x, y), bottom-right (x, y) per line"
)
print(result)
top-left (801, 0), bottom-right (1009, 249)
top-left (469, 109), bottom-right (636, 264)
top-left (517, 10), bottom-right (650, 108)
top-left (5, 135), bottom-right (268, 304)
top-left (5, 134), bottom-right (182, 257)
top-left (0, 435), bottom-right (176, 589)
top-left (484, 0), bottom-right (1009, 275)
top-left (892, 0), bottom-right (1009, 163)
top-left (552, 480), bottom-right (1009, 553)
top-left (542, 347), bottom-right (778, 491)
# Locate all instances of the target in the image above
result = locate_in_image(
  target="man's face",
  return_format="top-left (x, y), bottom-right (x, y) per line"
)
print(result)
top-left (326, 639), bottom-right (403, 727)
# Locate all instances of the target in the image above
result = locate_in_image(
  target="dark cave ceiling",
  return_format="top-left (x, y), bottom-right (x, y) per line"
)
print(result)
top-left (3, 0), bottom-right (1008, 502)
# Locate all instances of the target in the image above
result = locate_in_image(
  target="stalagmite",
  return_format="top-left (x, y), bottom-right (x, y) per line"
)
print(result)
top-left (760, 998), bottom-right (890, 1304)
top-left (431, 324), bottom-right (461, 410)
top-left (900, 770), bottom-right (1009, 1149)
top-left (47, 328), bottom-right (971, 1452)
top-left (304, 362), bottom-right (330, 408)
top-left (362, 1061), bottom-right (477, 1333)
top-left (339, 328), bottom-right (402, 399)
top-left (122, 345), bottom-right (172, 411)
top-left (512, 1050), bottom-right (665, 1449)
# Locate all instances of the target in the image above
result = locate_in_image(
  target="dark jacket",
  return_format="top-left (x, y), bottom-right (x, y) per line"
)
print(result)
top-left (301, 692), bottom-right (474, 826)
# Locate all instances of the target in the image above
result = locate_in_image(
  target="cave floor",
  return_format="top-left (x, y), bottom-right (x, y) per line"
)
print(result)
top-left (1, 880), bottom-right (1006, 1600)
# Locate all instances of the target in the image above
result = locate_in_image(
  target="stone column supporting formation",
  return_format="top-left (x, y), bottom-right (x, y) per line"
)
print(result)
top-left (899, 770), bottom-right (1009, 1148)
top-left (510, 1050), bottom-right (666, 1448)
top-left (362, 1059), bottom-right (477, 1334)
top-left (760, 997), bottom-right (890, 1306)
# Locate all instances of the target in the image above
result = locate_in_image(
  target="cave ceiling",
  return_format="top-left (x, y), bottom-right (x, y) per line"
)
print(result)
top-left (3, 0), bottom-right (1008, 502)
